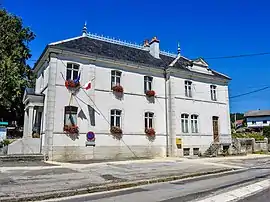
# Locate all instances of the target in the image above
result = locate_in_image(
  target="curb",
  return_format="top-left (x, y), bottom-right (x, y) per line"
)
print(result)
top-left (1, 168), bottom-right (242, 202)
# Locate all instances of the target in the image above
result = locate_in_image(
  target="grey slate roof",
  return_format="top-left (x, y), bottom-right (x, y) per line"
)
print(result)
top-left (49, 37), bottom-right (192, 69)
top-left (244, 110), bottom-right (270, 117)
top-left (48, 36), bottom-right (229, 80)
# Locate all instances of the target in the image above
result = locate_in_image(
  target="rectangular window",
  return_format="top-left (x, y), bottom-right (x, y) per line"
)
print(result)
top-left (185, 81), bottom-right (192, 97)
top-left (263, 120), bottom-right (267, 124)
top-left (66, 63), bottom-right (79, 80)
top-left (111, 70), bottom-right (122, 88)
top-left (64, 106), bottom-right (78, 126)
top-left (210, 85), bottom-right (217, 101)
top-left (145, 112), bottom-right (154, 129)
top-left (191, 114), bottom-right (198, 133)
top-left (181, 114), bottom-right (189, 133)
top-left (252, 121), bottom-right (256, 124)
top-left (183, 148), bottom-right (190, 156)
top-left (144, 76), bottom-right (153, 92)
top-left (193, 148), bottom-right (199, 155)
top-left (111, 109), bottom-right (121, 127)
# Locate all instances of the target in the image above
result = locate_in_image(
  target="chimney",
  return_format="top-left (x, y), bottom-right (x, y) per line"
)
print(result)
top-left (149, 36), bottom-right (160, 59)
top-left (143, 39), bottom-right (150, 51)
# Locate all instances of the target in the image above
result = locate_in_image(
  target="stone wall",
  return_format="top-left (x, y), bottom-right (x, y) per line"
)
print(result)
top-left (231, 138), bottom-right (269, 154)
top-left (49, 145), bottom-right (166, 162)
top-left (8, 138), bottom-right (41, 155)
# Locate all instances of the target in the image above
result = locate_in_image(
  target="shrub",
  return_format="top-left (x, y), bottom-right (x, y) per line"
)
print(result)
top-left (263, 126), bottom-right (270, 138)
top-left (232, 133), bottom-right (265, 141)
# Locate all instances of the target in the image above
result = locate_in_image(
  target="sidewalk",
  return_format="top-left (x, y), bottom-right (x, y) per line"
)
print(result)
top-left (0, 155), bottom-right (268, 201)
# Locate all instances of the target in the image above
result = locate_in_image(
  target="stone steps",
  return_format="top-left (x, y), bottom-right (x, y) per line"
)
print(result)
top-left (0, 154), bottom-right (44, 162)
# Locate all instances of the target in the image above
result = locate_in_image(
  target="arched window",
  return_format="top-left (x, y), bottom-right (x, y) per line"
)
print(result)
top-left (110, 109), bottom-right (122, 127)
top-left (145, 112), bottom-right (154, 129)
top-left (66, 63), bottom-right (79, 80)
top-left (64, 106), bottom-right (78, 126)
top-left (111, 70), bottom-right (122, 88)
top-left (191, 114), bottom-right (199, 133)
top-left (181, 113), bottom-right (189, 133)
top-left (185, 80), bottom-right (192, 97)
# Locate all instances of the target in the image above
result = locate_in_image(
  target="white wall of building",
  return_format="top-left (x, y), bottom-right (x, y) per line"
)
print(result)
top-left (34, 53), bottom-right (231, 160)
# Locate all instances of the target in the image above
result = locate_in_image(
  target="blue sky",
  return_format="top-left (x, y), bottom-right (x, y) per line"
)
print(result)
top-left (3, 0), bottom-right (270, 113)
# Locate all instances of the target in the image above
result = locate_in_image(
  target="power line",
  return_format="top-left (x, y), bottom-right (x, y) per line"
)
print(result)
top-left (229, 86), bottom-right (270, 99)
top-left (202, 52), bottom-right (270, 60)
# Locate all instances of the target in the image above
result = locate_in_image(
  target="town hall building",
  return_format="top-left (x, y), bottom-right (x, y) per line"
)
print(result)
top-left (10, 24), bottom-right (232, 161)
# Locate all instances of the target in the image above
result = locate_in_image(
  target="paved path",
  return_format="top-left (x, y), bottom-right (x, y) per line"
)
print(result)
top-left (42, 162), bottom-right (270, 202)
top-left (0, 155), bottom-right (269, 201)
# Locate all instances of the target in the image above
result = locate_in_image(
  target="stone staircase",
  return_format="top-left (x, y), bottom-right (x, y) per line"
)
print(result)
top-left (204, 143), bottom-right (221, 157)
top-left (0, 154), bottom-right (44, 162)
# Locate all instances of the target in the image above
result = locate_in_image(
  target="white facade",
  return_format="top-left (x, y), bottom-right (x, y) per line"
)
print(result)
top-left (21, 32), bottom-right (231, 161)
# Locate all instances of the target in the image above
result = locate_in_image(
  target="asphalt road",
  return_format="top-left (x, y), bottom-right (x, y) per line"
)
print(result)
top-left (43, 159), bottom-right (270, 202)
top-left (238, 188), bottom-right (270, 202)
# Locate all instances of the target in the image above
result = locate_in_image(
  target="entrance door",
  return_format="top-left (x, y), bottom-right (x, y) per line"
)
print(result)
top-left (212, 116), bottom-right (219, 142)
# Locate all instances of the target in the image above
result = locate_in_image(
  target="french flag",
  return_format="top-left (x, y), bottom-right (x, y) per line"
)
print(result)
top-left (83, 81), bottom-right (91, 90)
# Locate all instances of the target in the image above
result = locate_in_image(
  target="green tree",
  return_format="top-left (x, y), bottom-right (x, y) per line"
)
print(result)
top-left (263, 126), bottom-right (270, 138)
top-left (0, 9), bottom-right (35, 125)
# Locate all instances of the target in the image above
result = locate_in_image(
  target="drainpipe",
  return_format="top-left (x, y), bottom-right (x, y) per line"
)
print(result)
top-left (164, 68), bottom-right (169, 157)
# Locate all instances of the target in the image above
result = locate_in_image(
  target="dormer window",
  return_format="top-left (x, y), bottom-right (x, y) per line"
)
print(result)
top-left (66, 63), bottom-right (79, 80)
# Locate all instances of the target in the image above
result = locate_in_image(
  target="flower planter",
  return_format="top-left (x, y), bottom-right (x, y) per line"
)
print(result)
top-left (65, 80), bottom-right (80, 89)
top-left (110, 126), bottom-right (123, 140)
top-left (145, 128), bottom-right (156, 136)
top-left (146, 90), bottom-right (155, 97)
top-left (112, 85), bottom-right (124, 93)
top-left (63, 125), bottom-right (79, 134)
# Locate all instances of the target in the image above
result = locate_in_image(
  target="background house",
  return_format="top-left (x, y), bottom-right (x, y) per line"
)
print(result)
top-left (245, 110), bottom-right (270, 130)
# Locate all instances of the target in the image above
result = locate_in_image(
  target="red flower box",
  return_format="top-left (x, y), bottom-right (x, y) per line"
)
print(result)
top-left (110, 126), bottom-right (123, 134)
top-left (63, 125), bottom-right (79, 134)
top-left (110, 126), bottom-right (123, 140)
top-left (145, 128), bottom-right (156, 136)
top-left (146, 90), bottom-right (155, 97)
top-left (65, 80), bottom-right (80, 89)
top-left (112, 85), bottom-right (124, 93)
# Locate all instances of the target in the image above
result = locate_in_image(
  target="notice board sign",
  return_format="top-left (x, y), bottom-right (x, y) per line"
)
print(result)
top-left (176, 138), bottom-right (182, 149)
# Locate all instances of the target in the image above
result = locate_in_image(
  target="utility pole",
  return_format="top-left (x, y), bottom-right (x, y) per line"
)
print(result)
top-left (234, 113), bottom-right (237, 128)
top-left (164, 69), bottom-right (169, 157)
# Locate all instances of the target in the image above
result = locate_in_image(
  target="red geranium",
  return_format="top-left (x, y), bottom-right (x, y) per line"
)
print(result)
top-left (112, 85), bottom-right (124, 93)
top-left (145, 128), bottom-right (156, 136)
top-left (146, 90), bottom-right (155, 97)
top-left (65, 80), bottom-right (80, 89)
top-left (63, 125), bottom-right (79, 134)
